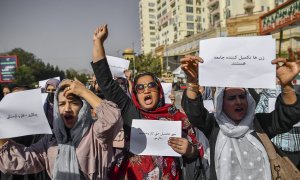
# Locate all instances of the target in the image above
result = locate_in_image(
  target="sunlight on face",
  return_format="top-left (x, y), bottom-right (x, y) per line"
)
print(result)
top-left (135, 75), bottom-right (160, 111)
top-left (58, 92), bottom-right (83, 129)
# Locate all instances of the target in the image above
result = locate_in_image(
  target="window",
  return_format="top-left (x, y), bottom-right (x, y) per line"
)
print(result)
top-left (187, 31), bottom-right (194, 36)
top-left (150, 32), bottom-right (155, 35)
top-left (226, 0), bottom-right (230, 6)
top-left (149, 14), bottom-right (156, 19)
top-left (151, 43), bottom-right (156, 47)
top-left (187, 23), bottom-right (194, 29)
top-left (186, 6), bottom-right (193, 13)
top-left (186, 0), bottom-right (193, 5)
top-left (261, 6), bottom-right (264, 11)
top-left (226, 10), bottom-right (231, 18)
top-left (186, 15), bottom-right (194, 21)
top-left (149, 20), bottom-right (155, 24)
top-left (150, 26), bottom-right (155, 30)
top-left (150, 38), bottom-right (156, 41)
top-left (297, 40), bottom-right (300, 46)
top-left (148, 2), bottom-right (155, 7)
top-left (149, 9), bottom-right (155, 12)
top-left (162, 9), bottom-right (167, 15)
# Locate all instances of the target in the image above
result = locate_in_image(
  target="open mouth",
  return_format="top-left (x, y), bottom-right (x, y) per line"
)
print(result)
top-left (144, 95), bottom-right (153, 105)
top-left (64, 114), bottom-right (74, 122)
top-left (234, 107), bottom-right (244, 113)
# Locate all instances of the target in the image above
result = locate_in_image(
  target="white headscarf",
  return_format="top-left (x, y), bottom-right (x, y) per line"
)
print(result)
top-left (214, 87), bottom-right (271, 180)
top-left (52, 82), bottom-right (93, 180)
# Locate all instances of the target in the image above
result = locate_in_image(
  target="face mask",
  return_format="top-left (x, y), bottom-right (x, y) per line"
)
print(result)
top-left (47, 92), bottom-right (55, 104)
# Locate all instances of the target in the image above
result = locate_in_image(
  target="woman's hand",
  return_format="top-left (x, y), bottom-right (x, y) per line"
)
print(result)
top-left (93, 24), bottom-right (108, 45)
top-left (93, 24), bottom-right (108, 62)
top-left (272, 48), bottom-right (300, 87)
top-left (180, 55), bottom-right (203, 83)
top-left (62, 80), bottom-right (88, 98)
top-left (61, 79), bottom-right (102, 109)
top-left (168, 137), bottom-right (196, 158)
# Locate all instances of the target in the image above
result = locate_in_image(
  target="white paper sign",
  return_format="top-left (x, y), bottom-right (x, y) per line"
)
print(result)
top-left (130, 119), bottom-right (181, 156)
top-left (268, 98), bottom-right (276, 113)
top-left (161, 83), bottom-right (172, 104)
top-left (41, 93), bottom-right (48, 105)
top-left (203, 100), bottom-right (215, 113)
top-left (38, 77), bottom-right (60, 88)
top-left (0, 89), bottom-right (52, 138)
top-left (107, 55), bottom-right (130, 78)
top-left (199, 36), bottom-right (276, 89)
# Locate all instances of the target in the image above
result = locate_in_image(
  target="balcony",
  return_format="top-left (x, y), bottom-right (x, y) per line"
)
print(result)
top-left (210, 7), bottom-right (220, 16)
top-left (207, 0), bottom-right (219, 9)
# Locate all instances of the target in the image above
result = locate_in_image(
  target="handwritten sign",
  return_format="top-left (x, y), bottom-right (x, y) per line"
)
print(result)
top-left (107, 56), bottom-right (130, 78)
top-left (0, 89), bottom-right (52, 138)
top-left (199, 36), bottom-right (276, 89)
top-left (130, 119), bottom-right (181, 156)
top-left (161, 83), bottom-right (172, 104)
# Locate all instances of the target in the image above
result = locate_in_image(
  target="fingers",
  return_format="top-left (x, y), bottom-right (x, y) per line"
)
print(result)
top-left (296, 49), bottom-right (300, 61)
top-left (59, 79), bottom-right (73, 88)
top-left (271, 58), bottom-right (287, 67)
top-left (180, 55), bottom-right (203, 64)
top-left (288, 47), bottom-right (296, 62)
top-left (168, 137), bottom-right (186, 147)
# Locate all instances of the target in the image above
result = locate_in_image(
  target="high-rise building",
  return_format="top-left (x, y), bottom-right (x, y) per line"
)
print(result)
top-left (203, 0), bottom-right (277, 36)
top-left (139, 0), bottom-right (295, 59)
top-left (139, 0), bottom-right (157, 54)
top-left (156, 0), bottom-right (202, 46)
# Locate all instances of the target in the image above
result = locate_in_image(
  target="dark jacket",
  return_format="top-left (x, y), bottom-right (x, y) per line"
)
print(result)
top-left (91, 58), bottom-right (208, 179)
top-left (181, 90), bottom-right (300, 180)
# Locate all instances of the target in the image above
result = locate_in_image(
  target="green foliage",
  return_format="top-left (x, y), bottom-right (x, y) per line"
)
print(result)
top-left (65, 68), bottom-right (88, 84)
top-left (0, 48), bottom-right (87, 87)
top-left (14, 65), bottom-right (35, 86)
top-left (131, 53), bottom-right (161, 77)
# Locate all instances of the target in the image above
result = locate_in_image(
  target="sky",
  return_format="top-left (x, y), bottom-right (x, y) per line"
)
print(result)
top-left (0, 0), bottom-right (140, 72)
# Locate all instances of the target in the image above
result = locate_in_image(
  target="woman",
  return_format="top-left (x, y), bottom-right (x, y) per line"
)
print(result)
top-left (44, 78), bottom-right (60, 128)
top-left (91, 24), bottom-right (208, 179)
top-left (180, 52), bottom-right (300, 179)
top-left (0, 79), bottom-right (122, 179)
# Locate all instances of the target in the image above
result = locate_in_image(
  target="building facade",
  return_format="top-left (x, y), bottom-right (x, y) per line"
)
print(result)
top-left (139, 0), bottom-right (157, 54)
top-left (139, 0), bottom-right (300, 74)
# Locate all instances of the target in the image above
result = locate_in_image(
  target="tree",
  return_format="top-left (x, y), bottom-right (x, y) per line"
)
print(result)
top-left (132, 53), bottom-right (162, 77)
top-left (65, 68), bottom-right (88, 84)
top-left (14, 65), bottom-right (35, 87)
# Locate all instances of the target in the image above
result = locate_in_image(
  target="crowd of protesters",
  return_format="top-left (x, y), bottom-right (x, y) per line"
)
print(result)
top-left (0, 24), bottom-right (299, 180)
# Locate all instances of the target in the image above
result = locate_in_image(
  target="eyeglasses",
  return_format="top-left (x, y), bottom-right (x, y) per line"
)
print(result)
top-left (135, 82), bottom-right (158, 94)
top-left (224, 93), bottom-right (247, 101)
